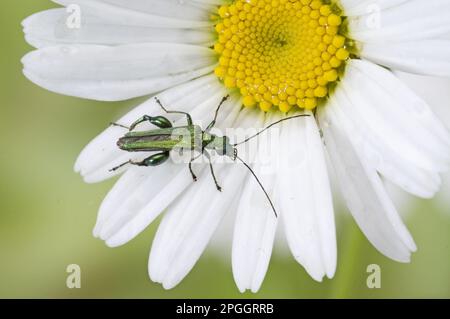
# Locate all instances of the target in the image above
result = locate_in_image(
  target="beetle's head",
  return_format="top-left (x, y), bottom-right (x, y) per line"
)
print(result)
top-left (208, 136), bottom-right (236, 160)
top-left (223, 136), bottom-right (237, 160)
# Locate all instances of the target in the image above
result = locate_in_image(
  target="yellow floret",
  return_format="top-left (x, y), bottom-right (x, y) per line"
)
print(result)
top-left (213, 0), bottom-right (349, 112)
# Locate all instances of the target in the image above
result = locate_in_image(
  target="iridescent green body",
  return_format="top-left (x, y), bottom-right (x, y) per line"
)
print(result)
top-left (111, 96), bottom-right (308, 217)
top-left (111, 96), bottom-right (236, 187)
top-left (117, 125), bottom-right (235, 158)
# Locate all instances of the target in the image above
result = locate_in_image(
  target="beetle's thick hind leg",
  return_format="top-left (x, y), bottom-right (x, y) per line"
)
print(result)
top-left (109, 152), bottom-right (170, 172)
top-left (128, 116), bottom-right (152, 131)
top-left (129, 115), bottom-right (173, 131)
top-left (204, 151), bottom-right (222, 192)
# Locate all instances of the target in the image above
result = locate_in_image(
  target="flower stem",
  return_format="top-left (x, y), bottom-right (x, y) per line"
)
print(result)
top-left (330, 218), bottom-right (364, 299)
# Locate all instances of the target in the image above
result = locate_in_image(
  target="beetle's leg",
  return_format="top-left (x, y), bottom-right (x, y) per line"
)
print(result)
top-left (204, 151), bottom-right (222, 192)
top-left (129, 115), bottom-right (173, 131)
top-left (132, 152), bottom-right (170, 167)
top-left (188, 162), bottom-right (197, 182)
top-left (205, 95), bottom-right (230, 132)
top-left (111, 114), bottom-right (172, 131)
top-left (155, 97), bottom-right (193, 126)
top-left (188, 153), bottom-right (202, 182)
top-left (128, 116), bottom-right (151, 131)
top-left (109, 152), bottom-right (170, 172)
top-left (109, 160), bottom-right (132, 172)
top-left (110, 122), bottom-right (130, 130)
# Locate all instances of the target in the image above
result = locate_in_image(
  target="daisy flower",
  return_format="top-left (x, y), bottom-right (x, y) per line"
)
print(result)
top-left (22, 0), bottom-right (450, 292)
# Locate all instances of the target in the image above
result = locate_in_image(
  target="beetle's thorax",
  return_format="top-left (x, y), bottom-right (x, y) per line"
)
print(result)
top-left (203, 133), bottom-right (236, 159)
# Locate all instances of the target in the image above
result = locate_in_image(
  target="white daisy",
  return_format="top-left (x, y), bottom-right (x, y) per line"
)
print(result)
top-left (22, 0), bottom-right (450, 292)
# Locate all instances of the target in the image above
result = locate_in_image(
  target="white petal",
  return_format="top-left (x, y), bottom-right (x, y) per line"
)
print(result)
top-left (93, 167), bottom-right (153, 235)
top-left (52, 0), bottom-right (214, 28)
top-left (232, 112), bottom-right (279, 293)
top-left (336, 60), bottom-right (449, 197)
top-left (360, 40), bottom-right (450, 77)
top-left (318, 97), bottom-right (417, 262)
top-left (149, 108), bottom-right (265, 290)
top-left (23, 9), bottom-right (213, 48)
top-left (395, 72), bottom-right (450, 209)
top-left (334, 96), bottom-right (442, 199)
top-left (348, 0), bottom-right (450, 42)
top-left (190, 0), bottom-right (225, 5)
top-left (344, 59), bottom-right (450, 173)
top-left (437, 173), bottom-right (450, 211)
top-left (22, 43), bottom-right (216, 101)
top-left (395, 73), bottom-right (450, 126)
top-left (278, 111), bottom-right (336, 281)
top-left (341, 0), bottom-right (408, 17)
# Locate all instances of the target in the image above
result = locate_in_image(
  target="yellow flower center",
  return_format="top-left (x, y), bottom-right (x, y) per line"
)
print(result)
top-left (213, 0), bottom-right (350, 112)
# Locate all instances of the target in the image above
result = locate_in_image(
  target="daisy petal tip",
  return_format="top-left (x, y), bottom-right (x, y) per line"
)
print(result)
top-left (21, 10), bottom-right (43, 29)
top-left (250, 285), bottom-right (262, 294)
top-left (162, 281), bottom-right (177, 291)
top-left (159, 269), bottom-right (185, 290)
top-left (83, 170), bottom-right (116, 184)
top-left (325, 266), bottom-right (337, 280)
top-left (22, 68), bottom-right (44, 92)
top-left (410, 242), bottom-right (418, 254)
top-left (92, 225), bottom-right (101, 238)
top-left (73, 159), bottom-right (82, 174)
top-left (21, 16), bottom-right (30, 29)
top-left (235, 283), bottom-right (247, 294)
top-left (21, 50), bottom-right (36, 68)
top-left (397, 255), bottom-right (412, 264)
top-left (148, 259), bottom-right (163, 285)
top-left (23, 35), bottom-right (41, 49)
top-left (326, 273), bottom-right (335, 280)
top-left (313, 276), bottom-right (324, 283)
top-left (293, 256), bottom-right (326, 283)
top-left (147, 269), bottom-right (156, 284)
top-left (306, 269), bottom-right (325, 283)
top-left (388, 249), bottom-right (414, 264)
top-left (98, 228), bottom-right (111, 242)
top-left (104, 238), bottom-right (121, 248)
top-left (404, 234), bottom-right (418, 254)
top-left (83, 176), bottom-right (101, 184)
top-left (418, 191), bottom-right (438, 200)
top-left (148, 274), bottom-right (162, 287)
top-left (104, 232), bottom-right (131, 248)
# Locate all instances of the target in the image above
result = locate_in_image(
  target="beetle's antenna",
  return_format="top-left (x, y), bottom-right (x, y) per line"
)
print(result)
top-left (233, 114), bottom-right (310, 146)
top-left (235, 155), bottom-right (278, 218)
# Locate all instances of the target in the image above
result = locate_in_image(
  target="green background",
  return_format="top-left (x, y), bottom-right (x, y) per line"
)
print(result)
top-left (0, 0), bottom-right (449, 298)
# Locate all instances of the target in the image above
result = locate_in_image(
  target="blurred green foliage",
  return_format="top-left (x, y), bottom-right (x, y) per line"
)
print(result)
top-left (0, 0), bottom-right (449, 298)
